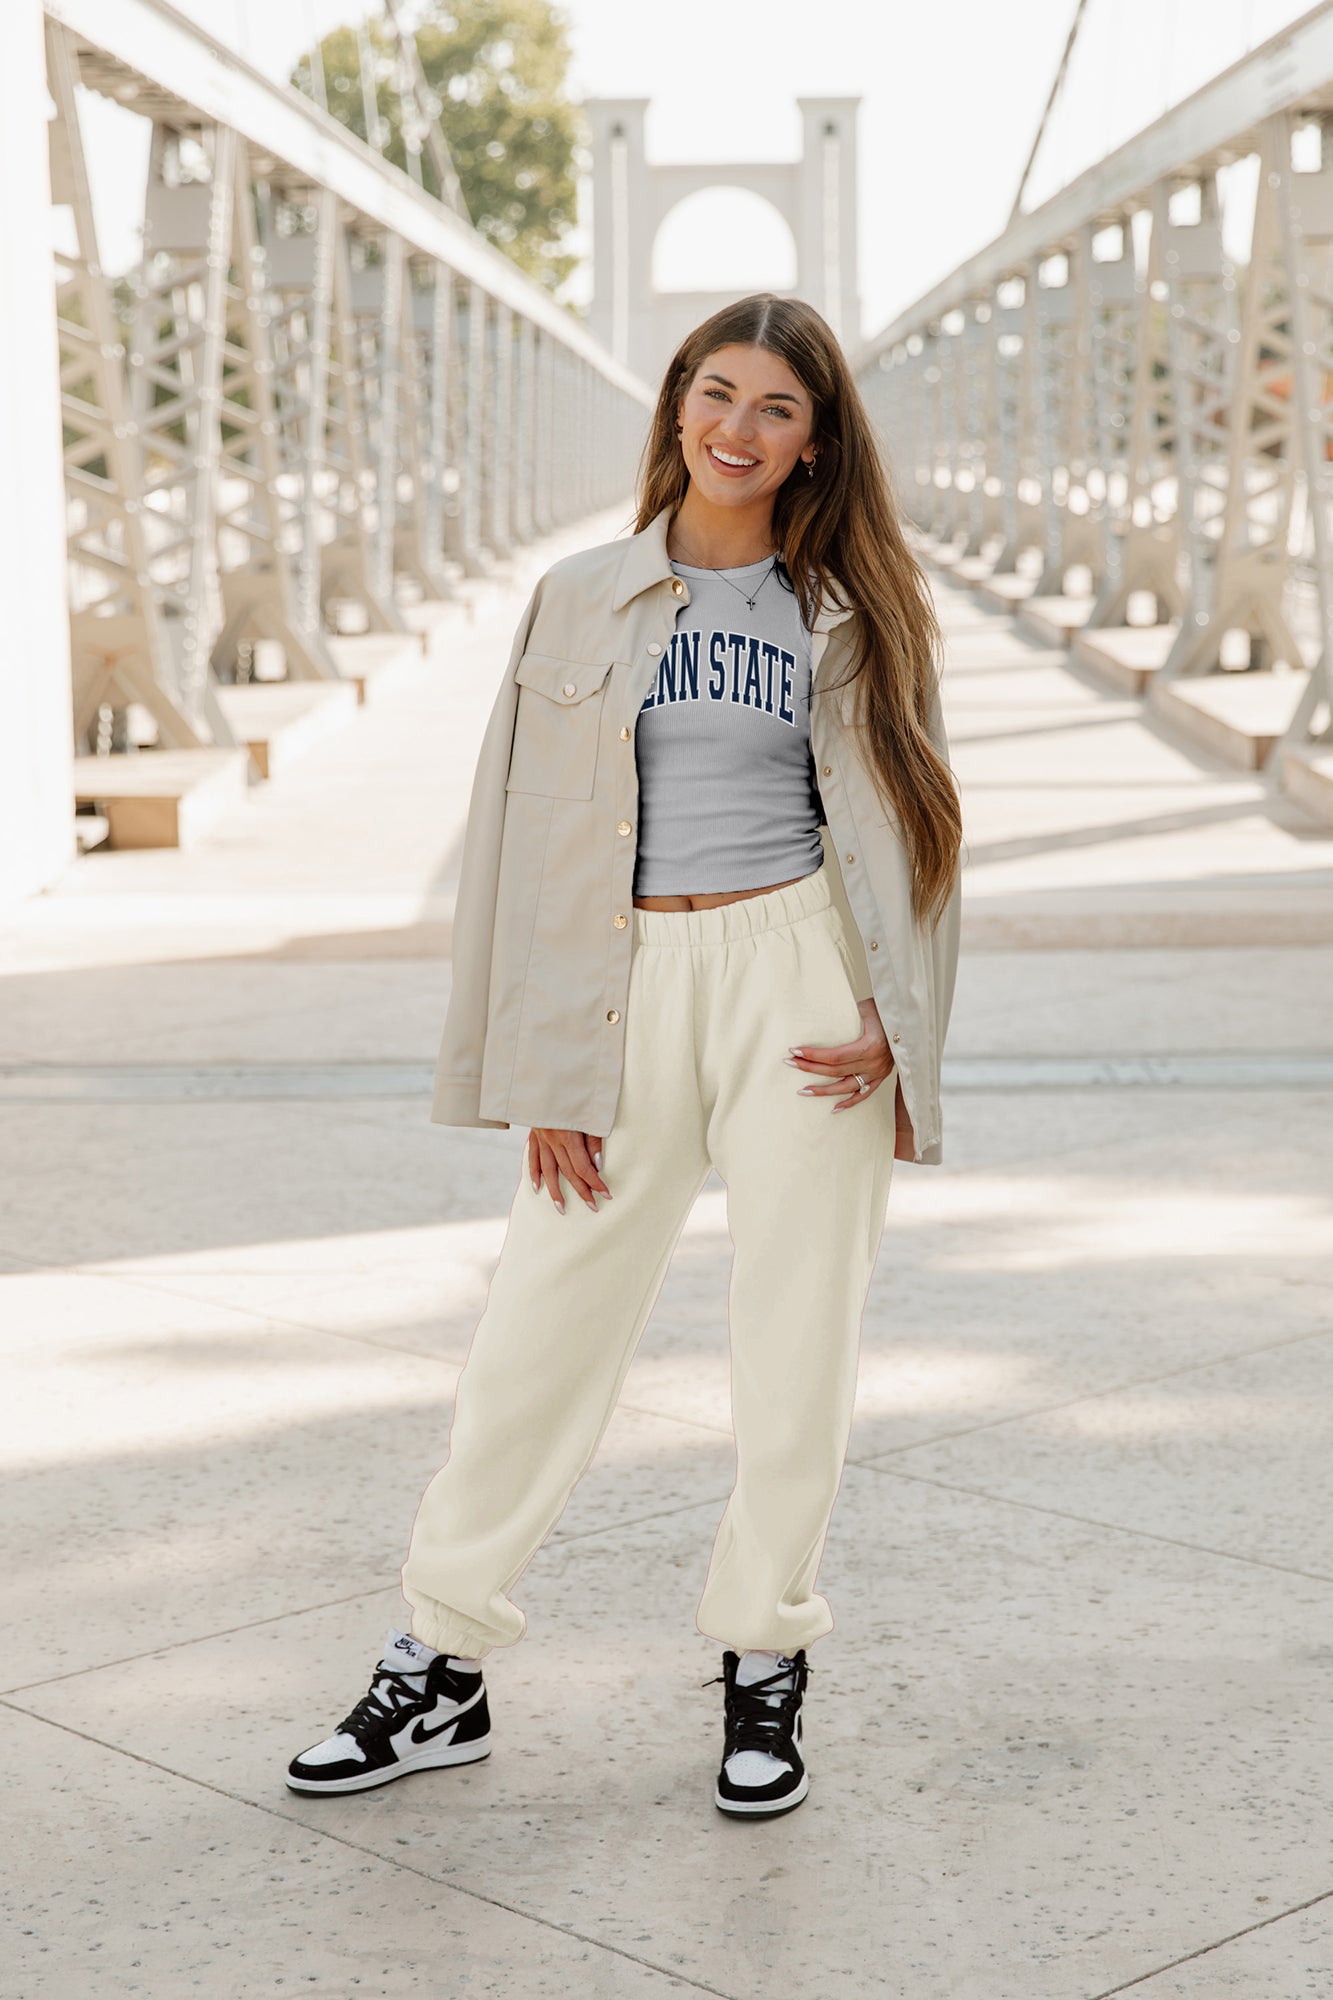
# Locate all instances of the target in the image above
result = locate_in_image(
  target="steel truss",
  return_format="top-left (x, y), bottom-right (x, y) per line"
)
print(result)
top-left (858, 5), bottom-right (1333, 756)
top-left (43, 1), bottom-right (651, 758)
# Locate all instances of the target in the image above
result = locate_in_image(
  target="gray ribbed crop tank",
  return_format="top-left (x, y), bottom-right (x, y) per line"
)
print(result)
top-left (631, 556), bottom-right (825, 897)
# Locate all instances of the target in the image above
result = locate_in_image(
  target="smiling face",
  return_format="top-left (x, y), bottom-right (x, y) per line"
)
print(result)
top-left (675, 343), bottom-right (818, 511)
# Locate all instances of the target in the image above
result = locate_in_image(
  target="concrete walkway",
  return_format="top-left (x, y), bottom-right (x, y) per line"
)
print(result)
top-left (3, 515), bottom-right (1333, 1998)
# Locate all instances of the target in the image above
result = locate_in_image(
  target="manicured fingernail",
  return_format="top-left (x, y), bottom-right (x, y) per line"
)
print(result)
top-left (555, 1199), bottom-right (565, 1213)
top-left (530, 1175), bottom-right (539, 1192)
top-left (783, 1056), bottom-right (802, 1067)
top-left (789, 1046), bottom-right (803, 1056)
top-left (798, 1086), bottom-right (814, 1095)
top-left (593, 1151), bottom-right (603, 1171)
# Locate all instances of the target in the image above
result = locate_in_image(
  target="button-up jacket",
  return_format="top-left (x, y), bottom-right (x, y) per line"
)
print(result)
top-left (431, 506), bottom-right (961, 1162)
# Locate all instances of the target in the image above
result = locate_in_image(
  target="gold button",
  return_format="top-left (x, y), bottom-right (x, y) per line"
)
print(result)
top-left (619, 725), bottom-right (631, 741)
top-left (821, 764), bottom-right (832, 775)
top-left (892, 1032), bottom-right (901, 1044)
top-left (845, 852), bottom-right (855, 864)
top-left (606, 1008), bottom-right (621, 1024)
top-left (870, 940), bottom-right (879, 950)
top-left (617, 820), bottom-right (632, 836)
top-left (613, 913), bottom-right (627, 928)
top-left (671, 578), bottom-right (684, 596)
top-left (562, 680), bottom-right (577, 697)
top-left (647, 642), bottom-right (662, 656)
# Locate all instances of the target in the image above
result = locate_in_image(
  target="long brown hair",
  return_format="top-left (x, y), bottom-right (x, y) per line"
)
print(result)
top-left (635, 294), bottom-right (961, 928)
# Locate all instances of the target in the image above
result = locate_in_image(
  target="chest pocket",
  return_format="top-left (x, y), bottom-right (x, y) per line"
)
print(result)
top-left (505, 652), bottom-right (615, 800)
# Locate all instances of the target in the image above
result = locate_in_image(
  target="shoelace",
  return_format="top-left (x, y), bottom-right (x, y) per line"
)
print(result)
top-left (701, 1656), bottom-right (812, 1760)
top-left (336, 1664), bottom-right (431, 1745)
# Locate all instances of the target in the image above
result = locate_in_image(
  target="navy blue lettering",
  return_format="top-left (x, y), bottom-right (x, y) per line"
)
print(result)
top-left (641, 629), bottom-right (804, 721)
top-left (678, 628), bottom-right (700, 701)
top-left (708, 631), bottom-right (727, 698)
top-left (743, 638), bottom-right (764, 710)
top-left (779, 649), bottom-right (795, 723)
top-left (761, 641), bottom-right (779, 714)
top-left (728, 633), bottom-right (747, 703)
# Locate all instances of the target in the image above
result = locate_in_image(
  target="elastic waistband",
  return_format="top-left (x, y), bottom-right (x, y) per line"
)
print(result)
top-left (632, 862), bottom-right (832, 947)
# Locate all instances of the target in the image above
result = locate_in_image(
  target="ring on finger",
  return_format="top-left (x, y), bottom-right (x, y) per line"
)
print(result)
top-left (853, 1072), bottom-right (870, 1095)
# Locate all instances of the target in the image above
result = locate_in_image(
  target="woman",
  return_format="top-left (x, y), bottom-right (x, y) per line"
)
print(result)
top-left (287, 293), bottom-right (962, 1821)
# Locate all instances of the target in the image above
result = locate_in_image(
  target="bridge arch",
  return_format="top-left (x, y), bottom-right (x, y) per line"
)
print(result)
top-left (651, 186), bottom-right (799, 296)
top-left (586, 97), bottom-right (860, 383)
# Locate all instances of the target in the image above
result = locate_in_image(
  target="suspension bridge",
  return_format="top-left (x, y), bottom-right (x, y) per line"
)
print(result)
top-left (4, 4), bottom-right (1333, 1996)
top-left (7, 1), bottom-right (1333, 894)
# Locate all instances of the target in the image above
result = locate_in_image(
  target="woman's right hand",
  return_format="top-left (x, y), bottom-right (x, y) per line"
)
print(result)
top-left (528, 1128), bottom-right (611, 1213)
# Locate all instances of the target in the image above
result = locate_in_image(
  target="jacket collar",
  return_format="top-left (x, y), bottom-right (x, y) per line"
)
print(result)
top-left (612, 506), bottom-right (674, 611)
top-left (611, 503), bottom-right (856, 634)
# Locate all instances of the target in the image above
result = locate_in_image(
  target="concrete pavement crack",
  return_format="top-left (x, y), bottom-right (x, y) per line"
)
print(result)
top-left (0, 1496), bottom-right (733, 1701)
top-left (49, 1261), bottom-right (481, 1369)
top-left (845, 1312), bottom-right (1333, 1466)
top-left (1084, 1883), bottom-right (1333, 1996)
top-left (0, 1700), bottom-right (739, 2000)
top-left (858, 1461), bottom-right (1333, 1586)
top-left (0, 1583), bottom-right (400, 1698)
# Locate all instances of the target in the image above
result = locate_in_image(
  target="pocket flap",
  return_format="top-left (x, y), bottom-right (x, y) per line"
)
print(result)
top-left (513, 652), bottom-right (614, 704)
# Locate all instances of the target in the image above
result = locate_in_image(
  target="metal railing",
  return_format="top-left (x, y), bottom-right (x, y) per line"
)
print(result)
top-left (44, 0), bottom-right (653, 756)
top-left (856, 3), bottom-right (1333, 759)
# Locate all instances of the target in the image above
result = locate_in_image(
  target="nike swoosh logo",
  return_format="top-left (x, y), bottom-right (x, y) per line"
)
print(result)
top-left (405, 1682), bottom-right (485, 1747)
top-left (410, 1714), bottom-right (458, 1745)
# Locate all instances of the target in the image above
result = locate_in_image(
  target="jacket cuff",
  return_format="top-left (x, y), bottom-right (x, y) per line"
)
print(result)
top-left (430, 1076), bottom-right (511, 1129)
top-left (915, 1137), bottom-right (943, 1166)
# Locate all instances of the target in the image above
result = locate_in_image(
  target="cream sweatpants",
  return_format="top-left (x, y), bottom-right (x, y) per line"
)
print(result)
top-left (401, 861), bottom-right (896, 1660)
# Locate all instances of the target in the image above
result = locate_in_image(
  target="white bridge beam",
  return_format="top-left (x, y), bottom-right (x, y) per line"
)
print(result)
top-left (1, 0), bottom-right (74, 897)
top-left (7, 0), bottom-right (654, 884)
top-left (857, 3), bottom-right (1333, 362)
top-left (858, 2), bottom-right (1333, 778)
top-left (45, 0), bottom-right (648, 401)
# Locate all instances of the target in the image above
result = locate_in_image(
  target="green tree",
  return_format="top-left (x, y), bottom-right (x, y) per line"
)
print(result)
top-left (296, 2), bottom-right (582, 296)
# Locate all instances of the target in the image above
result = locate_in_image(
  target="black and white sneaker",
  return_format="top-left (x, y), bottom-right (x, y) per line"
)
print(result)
top-left (286, 1628), bottom-right (491, 1795)
top-left (706, 1648), bottom-right (811, 1818)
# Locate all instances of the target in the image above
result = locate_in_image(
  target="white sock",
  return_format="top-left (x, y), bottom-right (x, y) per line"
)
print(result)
top-left (385, 1629), bottom-right (483, 1680)
top-left (383, 1628), bottom-right (434, 1681)
top-left (735, 1649), bottom-right (793, 1688)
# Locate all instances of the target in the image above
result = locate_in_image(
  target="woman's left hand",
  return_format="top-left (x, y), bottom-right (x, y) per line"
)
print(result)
top-left (786, 996), bottom-right (895, 1113)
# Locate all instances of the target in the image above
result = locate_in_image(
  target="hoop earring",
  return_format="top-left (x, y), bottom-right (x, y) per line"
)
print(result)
top-left (805, 456), bottom-right (817, 478)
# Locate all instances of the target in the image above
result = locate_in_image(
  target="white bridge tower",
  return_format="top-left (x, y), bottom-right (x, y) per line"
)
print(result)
top-left (586, 98), bottom-right (861, 382)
